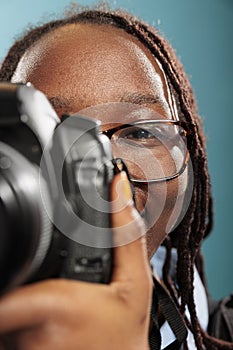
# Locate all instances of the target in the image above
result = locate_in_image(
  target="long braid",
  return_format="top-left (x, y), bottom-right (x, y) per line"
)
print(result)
top-left (162, 237), bottom-right (179, 303)
top-left (0, 7), bottom-right (230, 349)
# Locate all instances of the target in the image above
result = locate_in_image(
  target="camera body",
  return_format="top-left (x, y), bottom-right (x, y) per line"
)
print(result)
top-left (0, 82), bottom-right (114, 295)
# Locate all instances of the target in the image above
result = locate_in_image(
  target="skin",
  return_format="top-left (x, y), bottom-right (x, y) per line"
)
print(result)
top-left (0, 23), bottom-right (189, 349)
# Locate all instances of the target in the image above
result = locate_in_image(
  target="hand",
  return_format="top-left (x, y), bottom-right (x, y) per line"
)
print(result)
top-left (0, 172), bottom-right (152, 350)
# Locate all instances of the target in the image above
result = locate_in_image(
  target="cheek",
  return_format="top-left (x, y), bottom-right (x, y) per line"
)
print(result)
top-left (133, 167), bottom-right (191, 257)
top-left (166, 166), bottom-right (192, 233)
top-left (134, 179), bottom-right (179, 229)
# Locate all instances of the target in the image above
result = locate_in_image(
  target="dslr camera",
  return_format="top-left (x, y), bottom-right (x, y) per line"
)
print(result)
top-left (0, 82), bottom-right (114, 295)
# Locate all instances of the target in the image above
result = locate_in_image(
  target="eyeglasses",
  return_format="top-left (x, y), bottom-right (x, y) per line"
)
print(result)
top-left (103, 120), bottom-right (197, 183)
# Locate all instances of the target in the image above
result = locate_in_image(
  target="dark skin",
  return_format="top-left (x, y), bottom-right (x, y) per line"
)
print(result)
top-left (0, 23), bottom-right (189, 349)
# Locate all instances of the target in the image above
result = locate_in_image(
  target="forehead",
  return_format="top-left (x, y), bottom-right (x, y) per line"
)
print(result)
top-left (12, 23), bottom-right (175, 119)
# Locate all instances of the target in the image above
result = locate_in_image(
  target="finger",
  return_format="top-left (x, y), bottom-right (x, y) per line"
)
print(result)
top-left (0, 279), bottom-right (73, 333)
top-left (110, 172), bottom-right (152, 297)
top-left (0, 283), bottom-right (52, 333)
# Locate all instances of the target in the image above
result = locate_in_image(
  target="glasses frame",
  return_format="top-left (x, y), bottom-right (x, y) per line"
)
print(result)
top-left (103, 119), bottom-right (197, 183)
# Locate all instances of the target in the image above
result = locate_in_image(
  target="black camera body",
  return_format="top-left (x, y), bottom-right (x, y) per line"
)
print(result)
top-left (0, 82), bottom-right (114, 295)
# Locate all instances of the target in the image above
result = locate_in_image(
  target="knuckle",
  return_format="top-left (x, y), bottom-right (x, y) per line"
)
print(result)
top-left (111, 282), bottom-right (133, 304)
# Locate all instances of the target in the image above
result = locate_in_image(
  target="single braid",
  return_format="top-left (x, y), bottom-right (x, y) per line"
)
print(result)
top-left (162, 237), bottom-right (179, 303)
top-left (187, 261), bottom-right (204, 349)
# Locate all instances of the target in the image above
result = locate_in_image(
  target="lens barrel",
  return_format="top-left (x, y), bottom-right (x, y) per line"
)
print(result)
top-left (0, 143), bottom-right (52, 294)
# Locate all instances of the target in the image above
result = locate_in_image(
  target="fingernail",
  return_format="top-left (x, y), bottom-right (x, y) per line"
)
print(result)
top-left (119, 171), bottom-right (133, 205)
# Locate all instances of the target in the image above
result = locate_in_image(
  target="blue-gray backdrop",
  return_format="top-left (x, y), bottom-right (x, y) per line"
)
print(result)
top-left (0, 0), bottom-right (232, 299)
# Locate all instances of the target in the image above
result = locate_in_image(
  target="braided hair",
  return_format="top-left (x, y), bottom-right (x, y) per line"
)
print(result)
top-left (0, 5), bottom-right (230, 350)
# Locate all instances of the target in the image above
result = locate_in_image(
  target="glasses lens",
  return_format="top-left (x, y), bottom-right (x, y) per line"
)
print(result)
top-left (111, 122), bottom-right (188, 181)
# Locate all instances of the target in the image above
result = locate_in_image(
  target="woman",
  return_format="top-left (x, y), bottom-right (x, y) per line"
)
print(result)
top-left (0, 6), bottom-right (231, 350)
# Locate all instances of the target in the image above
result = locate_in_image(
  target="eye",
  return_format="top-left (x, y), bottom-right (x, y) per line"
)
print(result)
top-left (125, 127), bottom-right (154, 140)
top-left (116, 126), bottom-right (164, 148)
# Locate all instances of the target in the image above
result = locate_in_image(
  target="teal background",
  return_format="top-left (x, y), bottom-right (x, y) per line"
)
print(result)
top-left (0, 0), bottom-right (232, 299)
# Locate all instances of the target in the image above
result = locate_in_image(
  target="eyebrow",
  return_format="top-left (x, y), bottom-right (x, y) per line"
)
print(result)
top-left (48, 96), bottom-right (73, 111)
top-left (119, 92), bottom-right (162, 106)
top-left (48, 92), bottom-right (162, 112)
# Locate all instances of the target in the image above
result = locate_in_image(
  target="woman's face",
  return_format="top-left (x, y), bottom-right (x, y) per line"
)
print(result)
top-left (12, 23), bottom-right (190, 258)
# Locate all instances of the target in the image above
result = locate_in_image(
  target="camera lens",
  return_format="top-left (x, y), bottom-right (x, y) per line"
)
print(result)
top-left (0, 143), bottom-right (52, 294)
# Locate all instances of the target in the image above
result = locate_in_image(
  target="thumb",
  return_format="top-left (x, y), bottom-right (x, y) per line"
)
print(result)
top-left (110, 172), bottom-right (152, 293)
